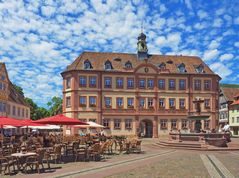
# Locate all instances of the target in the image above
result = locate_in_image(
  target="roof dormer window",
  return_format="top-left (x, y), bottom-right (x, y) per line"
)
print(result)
top-left (159, 62), bottom-right (166, 70)
top-left (177, 63), bottom-right (186, 73)
top-left (195, 64), bottom-right (204, 73)
top-left (84, 60), bottom-right (92, 70)
top-left (1, 75), bottom-right (5, 81)
top-left (105, 60), bottom-right (113, 70)
top-left (125, 61), bottom-right (132, 69)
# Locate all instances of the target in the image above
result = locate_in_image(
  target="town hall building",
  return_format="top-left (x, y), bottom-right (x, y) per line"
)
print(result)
top-left (61, 33), bottom-right (221, 138)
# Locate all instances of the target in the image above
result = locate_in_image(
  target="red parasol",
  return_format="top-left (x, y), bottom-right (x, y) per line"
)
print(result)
top-left (0, 117), bottom-right (24, 144)
top-left (0, 116), bottom-right (23, 127)
top-left (20, 119), bottom-right (46, 127)
top-left (33, 114), bottom-right (88, 125)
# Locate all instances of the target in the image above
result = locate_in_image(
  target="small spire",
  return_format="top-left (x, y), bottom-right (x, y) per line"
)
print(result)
top-left (141, 21), bottom-right (144, 33)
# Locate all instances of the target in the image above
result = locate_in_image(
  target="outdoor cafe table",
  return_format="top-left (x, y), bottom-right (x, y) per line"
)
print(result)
top-left (11, 152), bottom-right (37, 171)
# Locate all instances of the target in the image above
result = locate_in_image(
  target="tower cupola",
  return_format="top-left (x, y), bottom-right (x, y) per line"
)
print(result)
top-left (137, 32), bottom-right (148, 60)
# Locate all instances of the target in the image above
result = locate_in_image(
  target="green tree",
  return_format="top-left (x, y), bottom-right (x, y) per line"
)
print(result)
top-left (12, 84), bottom-right (62, 120)
top-left (36, 107), bottom-right (50, 119)
top-left (47, 96), bottom-right (63, 116)
top-left (24, 97), bottom-right (38, 120)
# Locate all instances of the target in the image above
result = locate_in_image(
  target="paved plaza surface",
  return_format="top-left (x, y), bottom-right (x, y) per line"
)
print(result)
top-left (3, 138), bottom-right (239, 178)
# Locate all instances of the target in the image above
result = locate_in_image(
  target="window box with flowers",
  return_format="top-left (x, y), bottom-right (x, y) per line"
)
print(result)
top-left (180, 106), bottom-right (186, 110)
top-left (127, 105), bottom-right (134, 109)
top-left (159, 106), bottom-right (165, 110)
top-left (117, 106), bottom-right (124, 110)
top-left (79, 104), bottom-right (86, 107)
top-left (169, 106), bottom-right (176, 110)
top-left (90, 104), bottom-right (96, 107)
top-left (148, 106), bottom-right (154, 110)
top-left (105, 105), bottom-right (112, 109)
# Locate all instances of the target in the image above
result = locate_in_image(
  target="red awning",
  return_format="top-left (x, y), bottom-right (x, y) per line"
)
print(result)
top-left (0, 117), bottom-right (23, 127)
top-left (231, 100), bottom-right (239, 105)
top-left (20, 119), bottom-right (46, 127)
top-left (33, 114), bottom-right (88, 125)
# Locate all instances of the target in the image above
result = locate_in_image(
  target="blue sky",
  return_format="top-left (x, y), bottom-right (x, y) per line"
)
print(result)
top-left (0, 0), bottom-right (239, 107)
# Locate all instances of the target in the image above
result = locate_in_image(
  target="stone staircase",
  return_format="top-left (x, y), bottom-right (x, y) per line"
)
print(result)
top-left (155, 140), bottom-right (239, 151)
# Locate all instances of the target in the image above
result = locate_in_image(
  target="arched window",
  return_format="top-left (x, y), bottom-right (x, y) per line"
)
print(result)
top-left (159, 62), bottom-right (166, 70)
top-left (178, 63), bottom-right (186, 73)
top-left (125, 61), bottom-right (132, 69)
top-left (195, 64), bottom-right (204, 73)
top-left (84, 60), bottom-right (92, 69)
top-left (105, 60), bottom-right (113, 70)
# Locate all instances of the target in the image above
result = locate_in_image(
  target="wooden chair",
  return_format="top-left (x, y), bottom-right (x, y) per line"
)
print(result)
top-left (0, 156), bottom-right (16, 175)
top-left (99, 142), bottom-right (109, 160)
top-left (23, 155), bottom-right (39, 174)
top-left (107, 140), bottom-right (114, 154)
top-left (88, 143), bottom-right (101, 161)
top-left (23, 149), bottom-right (46, 174)
top-left (131, 140), bottom-right (142, 153)
top-left (50, 144), bottom-right (62, 164)
top-left (74, 146), bottom-right (87, 162)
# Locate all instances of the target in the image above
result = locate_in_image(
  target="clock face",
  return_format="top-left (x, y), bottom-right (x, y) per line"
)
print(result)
top-left (144, 67), bottom-right (149, 73)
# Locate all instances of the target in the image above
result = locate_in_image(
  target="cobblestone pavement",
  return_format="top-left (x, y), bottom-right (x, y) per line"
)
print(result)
top-left (2, 138), bottom-right (239, 178)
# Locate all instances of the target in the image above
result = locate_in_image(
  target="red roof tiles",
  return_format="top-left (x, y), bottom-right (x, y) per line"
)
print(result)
top-left (63, 51), bottom-right (216, 75)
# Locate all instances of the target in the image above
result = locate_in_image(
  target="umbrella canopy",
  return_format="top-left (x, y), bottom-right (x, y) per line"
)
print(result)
top-left (22, 125), bottom-right (60, 130)
top-left (33, 114), bottom-right (88, 125)
top-left (20, 119), bottom-right (46, 127)
top-left (73, 121), bottom-right (104, 128)
top-left (0, 117), bottom-right (23, 127)
top-left (3, 125), bottom-right (17, 129)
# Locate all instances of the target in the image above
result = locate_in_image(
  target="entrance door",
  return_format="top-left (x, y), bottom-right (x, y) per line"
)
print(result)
top-left (140, 120), bottom-right (153, 138)
top-left (195, 120), bottom-right (202, 133)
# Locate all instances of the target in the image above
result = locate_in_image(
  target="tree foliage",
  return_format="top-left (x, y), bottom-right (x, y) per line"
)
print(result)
top-left (13, 83), bottom-right (62, 120)
top-left (47, 96), bottom-right (63, 116)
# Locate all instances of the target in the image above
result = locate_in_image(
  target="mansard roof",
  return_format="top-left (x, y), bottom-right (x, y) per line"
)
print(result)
top-left (63, 51), bottom-right (217, 75)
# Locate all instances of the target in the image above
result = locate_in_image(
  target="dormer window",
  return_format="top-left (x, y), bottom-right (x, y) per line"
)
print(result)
top-left (105, 60), bottom-right (113, 70)
top-left (1, 75), bottom-right (5, 81)
top-left (177, 63), bottom-right (186, 73)
top-left (195, 64), bottom-right (204, 73)
top-left (84, 60), bottom-right (92, 69)
top-left (125, 61), bottom-right (132, 69)
top-left (159, 62), bottom-right (166, 70)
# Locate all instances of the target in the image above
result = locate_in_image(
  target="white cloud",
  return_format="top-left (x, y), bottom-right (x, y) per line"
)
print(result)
top-left (184, 0), bottom-right (193, 11)
top-left (41, 5), bottom-right (56, 17)
top-left (213, 18), bottom-right (223, 27)
top-left (210, 62), bottom-right (232, 79)
top-left (234, 17), bottom-right (239, 25)
top-left (219, 54), bottom-right (234, 61)
top-left (155, 33), bottom-right (181, 51)
top-left (209, 40), bottom-right (220, 49)
top-left (235, 42), bottom-right (239, 47)
top-left (203, 49), bottom-right (220, 61)
top-left (0, 0), bottom-right (238, 107)
top-left (160, 4), bottom-right (167, 13)
top-left (197, 10), bottom-right (207, 19)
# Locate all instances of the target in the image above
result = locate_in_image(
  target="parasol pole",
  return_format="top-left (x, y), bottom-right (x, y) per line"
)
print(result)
top-left (1, 125), bottom-right (3, 148)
